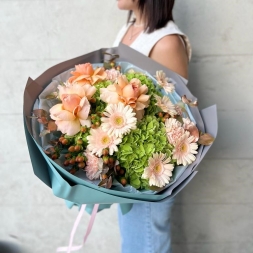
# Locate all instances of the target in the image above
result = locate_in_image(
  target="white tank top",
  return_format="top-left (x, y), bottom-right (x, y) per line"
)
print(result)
top-left (113, 21), bottom-right (192, 61)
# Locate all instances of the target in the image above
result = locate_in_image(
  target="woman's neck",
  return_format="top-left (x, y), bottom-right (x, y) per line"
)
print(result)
top-left (133, 10), bottom-right (145, 26)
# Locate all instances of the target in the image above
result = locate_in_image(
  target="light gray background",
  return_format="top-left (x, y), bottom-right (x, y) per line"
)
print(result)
top-left (0, 0), bottom-right (252, 253)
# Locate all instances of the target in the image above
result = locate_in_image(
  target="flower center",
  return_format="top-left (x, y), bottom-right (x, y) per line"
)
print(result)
top-left (181, 143), bottom-right (188, 153)
top-left (112, 115), bottom-right (125, 128)
top-left (154, 163), bottom-right (163, 175)
top-left (101, 135), bottom-right (110, 146)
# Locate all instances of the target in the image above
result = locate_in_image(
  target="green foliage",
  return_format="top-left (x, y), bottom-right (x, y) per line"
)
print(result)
top-left (91, 80), bottom-right (112, 113)
top-left (116, 115), bottom-right (173, 189)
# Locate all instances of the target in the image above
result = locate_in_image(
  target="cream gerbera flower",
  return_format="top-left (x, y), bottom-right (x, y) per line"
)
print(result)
top-left (154, 95), bottom-right (177, 116)
top-left (142, 153), bottom-right (174, 188)
top-left (87, 127), bottom-right (122, 157)
top-left (101, 103), bottom-right (137, 138)
top-left (173, 132), bottom-right (198, 166)
top-left (155, 70), bottom-right (175, 94)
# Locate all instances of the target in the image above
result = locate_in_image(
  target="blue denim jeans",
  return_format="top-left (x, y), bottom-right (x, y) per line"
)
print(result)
top-left (118, 197), bottom-right (174, 253)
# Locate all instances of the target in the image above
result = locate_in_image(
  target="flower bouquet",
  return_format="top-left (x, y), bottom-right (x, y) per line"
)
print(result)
top-left (24, 44), bottom-right (218, 212)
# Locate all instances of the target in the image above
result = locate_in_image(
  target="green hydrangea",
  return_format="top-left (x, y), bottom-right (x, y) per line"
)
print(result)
top-left (116, 115), bottom-right (173, 189)
top-left (91, 80), bottom-right (112, 113)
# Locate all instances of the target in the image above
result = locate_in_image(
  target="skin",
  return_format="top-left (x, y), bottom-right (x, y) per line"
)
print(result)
top-left (117, 0), bottom-right (189, 79)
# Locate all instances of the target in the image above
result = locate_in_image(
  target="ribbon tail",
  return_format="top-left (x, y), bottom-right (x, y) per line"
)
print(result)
top-left (56, 204), bottom-right (99, 252)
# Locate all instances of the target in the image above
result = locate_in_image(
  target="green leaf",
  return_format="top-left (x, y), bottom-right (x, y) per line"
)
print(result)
top-left (130, 177), bottom-right (141, 189)
top-left (144, 143), bottom-right (154, 155)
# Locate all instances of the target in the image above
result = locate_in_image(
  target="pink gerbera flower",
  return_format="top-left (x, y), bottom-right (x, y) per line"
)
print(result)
top-left (154, 95), bottom-right (177, 116)
top-left (87, 127), bottom-right (122, 157)
top-left (101, 103), bottom-right (137, 138)
top-left (142, 153), bottom-right (174, 188)
top-left (173, 132), bottom-right (198, 166)
top-left (84, 151), bottom-right (104, 180)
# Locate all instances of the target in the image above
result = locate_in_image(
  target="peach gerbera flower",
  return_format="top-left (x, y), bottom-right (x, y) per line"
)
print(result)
top-left (87, 127), bottom-right (122, 157)
top-left (173, 132), bottom-right (198, 166)
top-left (142, 153), bottom-right (174, 188)
top-left (155, 70), bottom-right (175, 94)
top-left (101, 103), bottom-right (137, 138)
top-left (100, 75), bottom-right (150, 120)
top-left (49, 84), bottom-right (93, 136)
top-left (68, 63), bottom-right (107, 85)
top-left (154, 95), bottom-right (177, 116)
top-left (84, 151), bottom-right (104, 180)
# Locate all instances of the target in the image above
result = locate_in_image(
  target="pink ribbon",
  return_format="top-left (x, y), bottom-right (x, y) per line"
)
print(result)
top-left (57, 204), bottom-right (99, 252)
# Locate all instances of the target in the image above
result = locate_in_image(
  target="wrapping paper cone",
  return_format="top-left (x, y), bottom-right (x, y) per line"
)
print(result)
top-left (23, 44), bottom-right (218, 212)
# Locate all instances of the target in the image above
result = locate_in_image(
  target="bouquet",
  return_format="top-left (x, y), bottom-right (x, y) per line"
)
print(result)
top-left (24, 44), bottom-right (218, 210)
top-left (31, 60), bottom-right (214, 194)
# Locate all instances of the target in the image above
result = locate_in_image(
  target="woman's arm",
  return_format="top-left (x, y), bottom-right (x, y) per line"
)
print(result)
top-left (149, 34), bottom-right (189, 79)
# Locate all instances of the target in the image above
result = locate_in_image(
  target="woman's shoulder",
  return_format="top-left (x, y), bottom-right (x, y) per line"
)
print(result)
top-left (137, 21), bottom-right (191, 60)
top-left (140, 21), bottom-right (187, 50)
top-left (150, 21), bottom-right (184, 37)
top-left (148, 22), bottom-right (190, 78)
top-left (151, 21), bottom-right (192, 61)
top-left (152, 34), bottom-right (185, 54)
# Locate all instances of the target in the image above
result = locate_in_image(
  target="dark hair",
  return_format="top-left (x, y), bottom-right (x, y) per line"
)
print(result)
top-left (128, 0), bottom-right (175, 33)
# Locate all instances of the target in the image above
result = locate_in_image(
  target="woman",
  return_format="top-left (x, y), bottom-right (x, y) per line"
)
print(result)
top-left (113, 1), bottom-right (191, 253)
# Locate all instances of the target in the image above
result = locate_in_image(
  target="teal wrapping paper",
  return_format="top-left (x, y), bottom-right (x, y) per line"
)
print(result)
top-left (23, 44), bottom-right (218, 214)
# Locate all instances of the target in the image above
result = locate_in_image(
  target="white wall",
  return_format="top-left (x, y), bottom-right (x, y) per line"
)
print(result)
top-left (172, 1), bottom-right (253, 252)
top-left (0, 0), bottom-right (252, 252)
